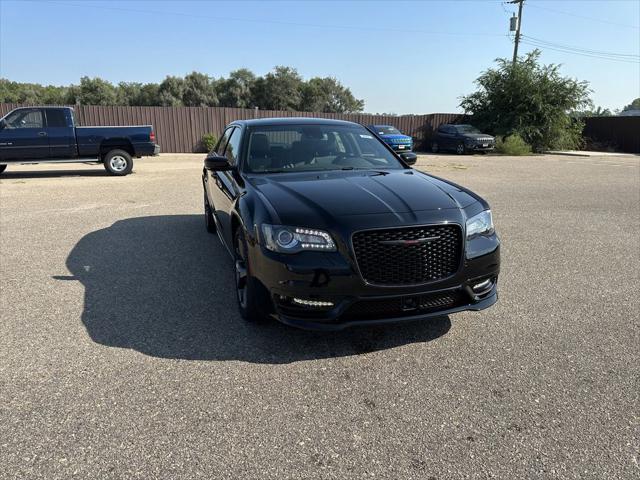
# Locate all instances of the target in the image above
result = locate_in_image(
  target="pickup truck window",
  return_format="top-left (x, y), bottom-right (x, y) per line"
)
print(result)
top-left (45, 109), bottom-right (69, 128)
top-left (5, 109), bottom-right (43, 129)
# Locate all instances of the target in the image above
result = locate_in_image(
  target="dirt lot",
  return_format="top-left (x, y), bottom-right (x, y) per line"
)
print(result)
top-left (1, 153), bottom-right (639, 479)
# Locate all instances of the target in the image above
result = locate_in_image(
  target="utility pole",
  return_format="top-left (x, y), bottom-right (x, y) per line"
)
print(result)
top-left (509, 0), bottom-right (525, 65)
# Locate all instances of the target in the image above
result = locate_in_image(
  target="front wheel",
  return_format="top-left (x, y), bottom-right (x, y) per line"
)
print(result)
top-left (103, 149), bottom-right (133, 176)
top-left (0, 164), bottom-right (6, 174)
top-left (456, 142), bottom-right (466, 155)
top-left (234, 228), bottom-right (269, 323)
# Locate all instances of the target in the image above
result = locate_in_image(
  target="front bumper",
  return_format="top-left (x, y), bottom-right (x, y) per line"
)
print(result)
top-left (249, 235), bottom-right (500, 330)
top-left (274, 284), bottom-right (498, 331)
top-left (389, 143), bottom-right (413, 152)
top-left (467, 143), bottom-right (495, 152)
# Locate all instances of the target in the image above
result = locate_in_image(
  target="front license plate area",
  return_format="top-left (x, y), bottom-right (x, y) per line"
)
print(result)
top-left (401, 296), bottom-right (418, 311)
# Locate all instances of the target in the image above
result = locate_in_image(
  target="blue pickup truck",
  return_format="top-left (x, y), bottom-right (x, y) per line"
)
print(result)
top-left (0, 106), bottom-right (159, 176)
top-left (368, 124), bottom-right (414, 152)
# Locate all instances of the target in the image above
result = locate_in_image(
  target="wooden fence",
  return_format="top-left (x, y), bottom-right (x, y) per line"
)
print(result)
top-left (0, 103), bottom-right (464, 153)
top-left (583, 116), bottom-right (640, 154)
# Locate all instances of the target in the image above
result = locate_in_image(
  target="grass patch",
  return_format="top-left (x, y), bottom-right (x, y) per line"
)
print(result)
top-left (495, 134), bottom-right (532, 156)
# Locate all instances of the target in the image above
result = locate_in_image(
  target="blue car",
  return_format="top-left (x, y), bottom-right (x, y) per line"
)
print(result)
top-left (368, 125), bottom-right (413, 152)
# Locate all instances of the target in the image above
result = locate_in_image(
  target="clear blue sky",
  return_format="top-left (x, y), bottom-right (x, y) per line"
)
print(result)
top-left (1, 0), bottom-right (638, 113)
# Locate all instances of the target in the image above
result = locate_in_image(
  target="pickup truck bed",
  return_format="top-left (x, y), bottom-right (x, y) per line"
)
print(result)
top-left (0, 106), bottom-right (160, 176)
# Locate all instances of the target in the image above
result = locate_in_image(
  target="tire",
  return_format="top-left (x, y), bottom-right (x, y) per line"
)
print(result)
top-left (431, 142), bottom-right (439, 153)
top-left (103, 149), bottom-right (133, 176)
top-left (456, 142), bottom-right (466, 155)
top-left (0, 164), bottom-right (6, 174)
top-left (204, 193), bottom-right (216, 233)
top-left (234, 228), bottom-right (269, 323)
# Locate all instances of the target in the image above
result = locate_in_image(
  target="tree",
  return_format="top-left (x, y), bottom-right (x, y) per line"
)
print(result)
top-left (116, 82), bottom-right (142, 106)
top-left (253, 66), bottom-right (303, 111)
top-left (182, 72), bottom-right (217, 107)
top-left (156, 76), bottom-right (184, 106)
top-left (621, 98), bottom-right (640, 112)
top-left (217, 68), bottom-right (256, 108)
top-left (0, 68), bottom-right (367, 111)
top-left (77, 76), bottom-right (118, 105)
top-left (300, 77), bottom-right (364, 113)
top-left (460, 50), bottom-right (591, 152)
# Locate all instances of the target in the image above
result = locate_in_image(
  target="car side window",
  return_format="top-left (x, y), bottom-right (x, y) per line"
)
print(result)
top-left (45, 109), bottom-right (69, 128)
top-left (223, 127), bottom-right (241, 166)
top-left (438, 125), bottom-right (448, 134)
top-left (4, 109), bottom-right (44, 129)
top-left (215, 128), bottom-right (233, 155)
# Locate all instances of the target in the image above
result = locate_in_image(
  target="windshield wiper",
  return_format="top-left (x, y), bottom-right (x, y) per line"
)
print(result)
top-left (340, 166), bottom-right (390, 175)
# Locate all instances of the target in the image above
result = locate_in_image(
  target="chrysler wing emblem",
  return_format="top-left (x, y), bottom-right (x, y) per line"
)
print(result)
top-left (379, 236), bottom-right (440, 246)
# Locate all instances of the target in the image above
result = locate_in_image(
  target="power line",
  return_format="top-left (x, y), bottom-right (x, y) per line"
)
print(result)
top-left (520, 38), bottom-right (640, 63)
top-left (527, 2), bottom-right (639, 30)
top-left (522, 35), bottom-right (640, 59)
top-left (44, 0), bottom-right (505, 38)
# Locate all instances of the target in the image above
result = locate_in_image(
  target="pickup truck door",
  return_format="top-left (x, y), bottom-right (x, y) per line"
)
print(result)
top-left (45, 108), bottom-right (77, 159)
top-left (210, 126), bottom-right (242, 249)
top-left (0, 108), bottom-right (49, 161)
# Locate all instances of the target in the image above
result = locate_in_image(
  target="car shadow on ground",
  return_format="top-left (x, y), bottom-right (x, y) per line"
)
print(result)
top-left (58, 215), bottom-right (451, 364)
top-left (1, 168), bottom-right (110, 179)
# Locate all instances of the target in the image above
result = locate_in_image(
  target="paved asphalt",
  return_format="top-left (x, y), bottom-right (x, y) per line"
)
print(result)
top-left (1, 153), bottom-right (638, 479)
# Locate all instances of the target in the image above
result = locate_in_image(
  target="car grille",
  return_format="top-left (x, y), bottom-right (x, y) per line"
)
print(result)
top-left (352, 225), bottom-right (462, 285)
top-left (342, 290), bottom-right (467, 321)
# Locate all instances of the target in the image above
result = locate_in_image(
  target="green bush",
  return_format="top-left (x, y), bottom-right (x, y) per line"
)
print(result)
top-left (201, 133), bottom-right (218, 152)
top-left (495, 134), bottom-right (532, 156)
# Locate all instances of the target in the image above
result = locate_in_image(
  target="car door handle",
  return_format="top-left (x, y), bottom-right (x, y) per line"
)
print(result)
top-left (38, 131), bottom-right (47, 136)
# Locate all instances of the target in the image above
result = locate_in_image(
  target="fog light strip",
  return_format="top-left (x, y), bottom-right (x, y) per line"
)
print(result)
top-left (292, 298), bottom-right (334, 307)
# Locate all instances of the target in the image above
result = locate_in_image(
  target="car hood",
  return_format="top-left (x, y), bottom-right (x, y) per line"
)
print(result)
top-left (462, 133), bottom-right (494, 140)
top-left (379, 134), bottom-right (412, 141)
top-left (248, 169), bottom-right (479, 224)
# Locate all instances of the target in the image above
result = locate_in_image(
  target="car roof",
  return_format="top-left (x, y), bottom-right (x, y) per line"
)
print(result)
top-left (231, 117), bottom-right (362, 128)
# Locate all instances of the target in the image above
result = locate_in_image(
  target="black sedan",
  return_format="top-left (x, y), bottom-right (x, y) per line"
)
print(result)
top-left (432, 124), bottom-right (495, 154)
top-left (202, 118), bottom-right (500, 330)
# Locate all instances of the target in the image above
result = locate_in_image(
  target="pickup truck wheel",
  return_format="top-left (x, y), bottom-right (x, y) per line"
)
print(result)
top-left (204, 194), bottom-right (216, 233)
top-left (103, 149), bottom-right (133, 176)
top-left (234, 228), bottom-right (268, 323)
top-left (0, 164), bottom-right (6, 174)
top-left (456, 142), bottom-right (466, 155)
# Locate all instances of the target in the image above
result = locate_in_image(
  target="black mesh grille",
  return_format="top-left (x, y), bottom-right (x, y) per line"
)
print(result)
top-left (352, 225), bottom-right (462, 285)
top-left (342, 291), bottom-right (466, 321)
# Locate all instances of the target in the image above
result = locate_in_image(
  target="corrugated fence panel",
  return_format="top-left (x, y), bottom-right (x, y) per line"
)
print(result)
top-left (583, 116), bottom-right (640, 153)
top-left (8, 103), bottom-right (633, 154)
top-left (0, 103), bottom-right (469, 152)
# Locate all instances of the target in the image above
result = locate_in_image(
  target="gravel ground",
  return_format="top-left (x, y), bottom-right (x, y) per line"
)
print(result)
top-left (1, 153), bottom-right (638, 479)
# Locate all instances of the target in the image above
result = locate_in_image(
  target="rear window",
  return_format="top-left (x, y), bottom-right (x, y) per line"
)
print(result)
top-left (46, 109), bottom-right (69, 128)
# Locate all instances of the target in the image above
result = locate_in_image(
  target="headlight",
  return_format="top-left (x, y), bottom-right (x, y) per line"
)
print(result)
top-left (466, 210), bottom-right (494, 239)
top-left (262, 224), bottom-right (336, 253)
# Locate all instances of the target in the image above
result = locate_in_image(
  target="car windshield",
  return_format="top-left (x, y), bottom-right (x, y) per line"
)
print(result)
top-left (455, 125), bottom-right (481, 134)
top-left (374, 126), bottom-right (402, 135)
top-left (245, 124), bottom-right (405, 174)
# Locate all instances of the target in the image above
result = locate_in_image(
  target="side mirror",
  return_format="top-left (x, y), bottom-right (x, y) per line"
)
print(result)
top-left (204, 153), bottom-right (232, 171)
top-left (400, 152), bottom-right (417, 165)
